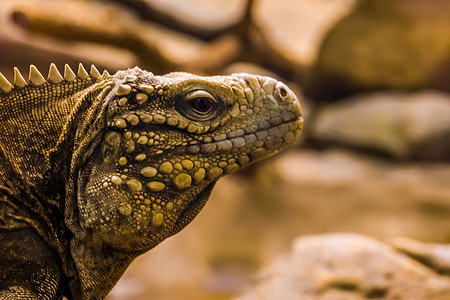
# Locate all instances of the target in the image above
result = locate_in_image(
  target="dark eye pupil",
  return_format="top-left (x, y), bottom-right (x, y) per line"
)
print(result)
top-left (187, 97), bottom-right (214, 113)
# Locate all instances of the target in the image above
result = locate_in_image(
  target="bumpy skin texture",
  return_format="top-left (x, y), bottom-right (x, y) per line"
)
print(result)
top-left (0, 64), bottom-right (303, 299)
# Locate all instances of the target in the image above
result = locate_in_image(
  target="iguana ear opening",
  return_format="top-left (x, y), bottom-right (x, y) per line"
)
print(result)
top-left (101, 131), bottom-right (122, 163)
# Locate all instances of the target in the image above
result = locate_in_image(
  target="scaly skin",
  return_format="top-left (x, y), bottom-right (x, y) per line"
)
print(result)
top-left (0, 64), bottom-right (303, 299)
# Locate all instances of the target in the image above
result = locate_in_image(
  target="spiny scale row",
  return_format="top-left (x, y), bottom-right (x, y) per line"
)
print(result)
top-left (0, 63), bottom-right (110, 94)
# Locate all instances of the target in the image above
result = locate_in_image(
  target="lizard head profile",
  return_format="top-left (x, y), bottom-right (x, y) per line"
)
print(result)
top-left (0, 64), bottom-right (303, 298)
top-left (78, 68), bottom-right (303, 251)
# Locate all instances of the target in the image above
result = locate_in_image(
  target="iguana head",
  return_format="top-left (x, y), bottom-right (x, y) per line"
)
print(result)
top-left (78, 67), bottom-right (303, 251)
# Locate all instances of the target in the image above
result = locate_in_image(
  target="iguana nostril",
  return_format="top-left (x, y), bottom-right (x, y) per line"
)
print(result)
top-left (10, 11), bottom-right (30, 29)
top-left (274, 82), bottom-right (291, 103)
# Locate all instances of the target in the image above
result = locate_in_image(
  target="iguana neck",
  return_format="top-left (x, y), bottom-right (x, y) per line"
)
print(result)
top-left (0, 66), bottom-right (115, 286)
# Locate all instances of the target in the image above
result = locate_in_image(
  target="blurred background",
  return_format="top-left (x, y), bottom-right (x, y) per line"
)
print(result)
top-left (1, 0), bottom-right (450, 299)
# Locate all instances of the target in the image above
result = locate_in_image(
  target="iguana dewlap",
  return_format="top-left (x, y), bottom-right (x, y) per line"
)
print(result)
top-left (0, 64), bottom-right (303, 299)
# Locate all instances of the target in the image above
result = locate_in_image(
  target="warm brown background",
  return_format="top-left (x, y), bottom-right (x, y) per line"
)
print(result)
top-left (1, 0), bottom-right (449, 299)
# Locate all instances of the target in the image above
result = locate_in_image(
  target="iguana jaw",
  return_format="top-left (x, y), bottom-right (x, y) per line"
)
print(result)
top-left (123, 115), bottom-right (303, 167)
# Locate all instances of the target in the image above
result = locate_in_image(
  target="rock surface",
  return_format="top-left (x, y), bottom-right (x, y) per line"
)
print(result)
top-left (390, 237), bottom-right (450, 276)
top-left (255, 149), bottom-right (450, 242)
top-left (0, 0), bottom-right (139, 79)
top-left (0, 0), bottom-right (240, 76)
top-left (310, 91), bottom-right (450, 159)
top-left (235, 233), bottom-right (450, 300)
top-left (306, 0), bottom-right (450, 100)
top-left (253, 0), bottom-right (356, 67)
top-left (136, 0), bottom-right (246, 35)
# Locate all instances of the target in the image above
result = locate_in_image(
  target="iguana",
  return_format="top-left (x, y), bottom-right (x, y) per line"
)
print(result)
top-left (0, 63), bottom-right (303, 299)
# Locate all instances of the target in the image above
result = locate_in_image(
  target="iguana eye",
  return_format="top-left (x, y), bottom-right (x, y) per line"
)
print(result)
top-left (177, 90), bottom-right (219, 121)
top-left (186, 96), bottom-right (214, 113)
top-left (185, 90), bottom-right (215, 114)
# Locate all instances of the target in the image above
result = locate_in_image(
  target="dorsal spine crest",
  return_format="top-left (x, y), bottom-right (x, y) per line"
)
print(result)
top-left (0, 63), bottom-right (108, 95)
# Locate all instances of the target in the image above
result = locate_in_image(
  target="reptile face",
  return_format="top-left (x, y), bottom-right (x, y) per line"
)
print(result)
top-left (79, 69), bottom-right (303, 251)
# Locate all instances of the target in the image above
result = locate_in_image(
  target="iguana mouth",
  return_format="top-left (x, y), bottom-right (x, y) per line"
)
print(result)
top-left (116, 116), bottom-right (303, 175)
top-left (124, 115), bottom-right (303, 164)
top-left (184, 117), bottom-right (303, 156)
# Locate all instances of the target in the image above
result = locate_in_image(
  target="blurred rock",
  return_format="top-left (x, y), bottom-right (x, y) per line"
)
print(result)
top-left (223, 62), bottom-right (279, 78)
top-left (0, 0), bottom-right (138, 77)
top-left (255, 149), bottom-right (450, 242)
top-left (253, 0), bottom-right (356, 68)
top-left (131, 23), bottom-right (241, 73)
top-left (306, 0), bottom-right (450, 100)
top-left (1, 0), bottom-right (239, 75)
top-left (0, 0), bottom-right (138, 75)
top-left (390, 237), bottom-right (450, 275)
top-left (310, 91), bottom-right (450, 159)
top-left (235, 233), bottom-right (450, 300)
top-left (117, 0), bottom-right (247, 39)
